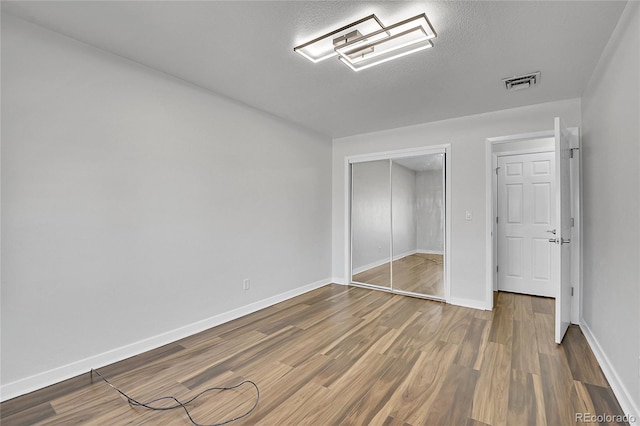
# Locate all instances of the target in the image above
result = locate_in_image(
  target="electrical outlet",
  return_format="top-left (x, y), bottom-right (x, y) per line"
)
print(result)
top-left (243, 279), bottom-right (250, 291)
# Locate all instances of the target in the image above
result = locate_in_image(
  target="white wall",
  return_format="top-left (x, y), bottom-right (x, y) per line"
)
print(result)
top-left (392, 163), bottom-right (417, 258)
top-left (416, 169), bottom-right (444, 253)
top-left (581, 1), bottom-right (640, 418)
top-left (332, 99), bottom-right (582, 307)
top-left (1, 15), bottom-right (332, 396)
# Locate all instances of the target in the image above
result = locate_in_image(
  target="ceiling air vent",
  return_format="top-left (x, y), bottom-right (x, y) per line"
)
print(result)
top-left (502, 72), bottom-right (540, 91)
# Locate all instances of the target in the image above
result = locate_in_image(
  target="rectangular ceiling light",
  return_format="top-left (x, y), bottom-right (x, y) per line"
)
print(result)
top-left (293, 14), bottom-right (385, 63)
top-left (294, 12), bottom-right (437, 71)
top-left (335, 14), bottom-right (436, 71)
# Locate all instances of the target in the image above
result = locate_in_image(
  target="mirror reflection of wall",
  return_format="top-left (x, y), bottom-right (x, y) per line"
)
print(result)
top-left (350, 153), bottom-right (445, 299)
top-left (351, 160), bottom-right (391, 288)
top-left (392, 154), bottom-right (444, 298)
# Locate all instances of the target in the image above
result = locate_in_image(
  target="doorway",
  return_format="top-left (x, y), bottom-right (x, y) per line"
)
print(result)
top-left (486, 119), bottom-right (581, 343)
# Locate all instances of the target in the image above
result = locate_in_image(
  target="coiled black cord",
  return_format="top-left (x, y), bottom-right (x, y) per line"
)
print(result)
top-left (91, 368), bottom-right (259, 426)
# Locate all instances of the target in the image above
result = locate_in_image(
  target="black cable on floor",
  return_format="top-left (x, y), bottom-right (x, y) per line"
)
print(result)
top-left (91, 368), bottom-right (259, 426)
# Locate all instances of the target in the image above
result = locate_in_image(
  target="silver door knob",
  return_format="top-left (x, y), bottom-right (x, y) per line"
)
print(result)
top-left (548, 238), bottom-right (558, 243)
top-left (560, 238), bottom-right (571, 244)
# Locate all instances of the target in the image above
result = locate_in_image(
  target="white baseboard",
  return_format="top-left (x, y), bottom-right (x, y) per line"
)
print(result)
top-left (0, 277), bottom-right (332, 402)
top-left (393, 249), bottom-right (418, 261)
top-left (450, 296), bottom-right (492, 311)
top-left (417, 249), bottom-right (444, 255)
top-left (580, 320), bottom-right (639, 422)
top-left (352, 257), bottom-right (389, 275)
top-left (331, 277), bottom-right (348, 285)
top-left (352, 250), bottom-right (422, 275)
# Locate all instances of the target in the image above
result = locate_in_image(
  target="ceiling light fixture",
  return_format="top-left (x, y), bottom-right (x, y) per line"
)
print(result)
top-left (293, 14), bottom-right (385, 63)
top-left (294, 13), bottom-right (436, 71)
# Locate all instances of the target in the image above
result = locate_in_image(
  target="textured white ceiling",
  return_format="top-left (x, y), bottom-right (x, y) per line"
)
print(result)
top-left (1, 1), bottom-right (627, 138)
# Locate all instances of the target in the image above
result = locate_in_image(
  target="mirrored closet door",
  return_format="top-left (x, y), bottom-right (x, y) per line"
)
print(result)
top-left (391, 154), bottom-right (445, 299)
top-left (350, 152), bottom-right (446, 300)
top-left (351, 160), bottom-right (392, 289)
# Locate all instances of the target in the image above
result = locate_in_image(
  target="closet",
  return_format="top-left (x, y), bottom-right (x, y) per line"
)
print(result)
top-left (350, 151), bottom-right (446, 300)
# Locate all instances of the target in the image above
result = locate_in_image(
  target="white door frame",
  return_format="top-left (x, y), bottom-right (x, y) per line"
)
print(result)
top-left (485, 129), bottom-right (581, 323)
top-left (344, 145), bottom-right (452, 303)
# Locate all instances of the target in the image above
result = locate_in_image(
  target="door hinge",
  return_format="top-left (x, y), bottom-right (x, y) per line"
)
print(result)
top-left (496, 265), bottom-right (499, 273)
top-left (570, 148), bottom-right (580, 158)
top-left (495, 167), bottom-right (500, 175)
top-left (496, 216), bottom-right (499, 224)
top-left (571, 287), bottom-right (574, 296)
top-left (570, 217), bottom-right (575, 227)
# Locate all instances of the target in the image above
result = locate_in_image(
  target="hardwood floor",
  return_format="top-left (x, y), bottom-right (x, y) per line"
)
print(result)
top-left (352, 253), bottom-right (444, 297)
top-left (1, 285), bottom-right (627, 425)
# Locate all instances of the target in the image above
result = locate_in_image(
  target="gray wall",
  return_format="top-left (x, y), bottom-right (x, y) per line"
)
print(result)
top-left (352, 160), bottom-right (447, 273)
top-left (351, 161), bottom-right (442, 272)
top-left (392, 163), bottom-right (418, 258)
top-left (581, 1), bottom-right (640, 416)
top-left (351, 161), bottom-right (391, 271)
top-left (416, 169), bottom-right (444, 253)
top-left (1, 15), bottom-right (332, 389)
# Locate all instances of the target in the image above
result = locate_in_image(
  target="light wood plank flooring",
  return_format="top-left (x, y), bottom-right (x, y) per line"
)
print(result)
top-left (1, 285), bottom-right (626, 425)
top-left (352, 253), bottom-right (444, 297)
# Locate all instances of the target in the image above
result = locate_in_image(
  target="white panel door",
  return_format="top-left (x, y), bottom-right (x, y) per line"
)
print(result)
top-left (497, 151), bottom-right (557, 297)
top-left (554, 117), bottom-right (572, 344)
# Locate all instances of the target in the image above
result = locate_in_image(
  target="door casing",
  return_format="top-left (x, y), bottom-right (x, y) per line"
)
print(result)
top-left (485, 128), bottom-right (581, 323)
